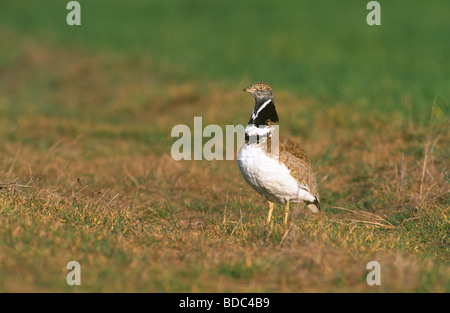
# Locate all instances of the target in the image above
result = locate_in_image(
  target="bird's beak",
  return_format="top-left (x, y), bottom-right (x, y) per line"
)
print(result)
top-left (243, 86), bottom-right (252, 93)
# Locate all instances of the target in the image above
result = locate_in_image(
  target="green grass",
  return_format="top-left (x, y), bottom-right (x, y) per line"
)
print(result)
top-left (0, 0), bottom-right (449, 292)
top-left (0, 188), bottom-right (448, 292)
top-left (1, 1), bottom-right (449, 119)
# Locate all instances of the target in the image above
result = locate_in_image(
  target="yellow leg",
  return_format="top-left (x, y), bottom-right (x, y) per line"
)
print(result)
top-left (284, 200), bottom-right (290, 224)
top-left (267, 201), bottom-right (274, 224)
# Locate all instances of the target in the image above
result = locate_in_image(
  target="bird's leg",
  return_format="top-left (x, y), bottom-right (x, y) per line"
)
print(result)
top-left (266, 201), bottom-right (274, 224)
top-left (283, 200), bottom-right (290, 224)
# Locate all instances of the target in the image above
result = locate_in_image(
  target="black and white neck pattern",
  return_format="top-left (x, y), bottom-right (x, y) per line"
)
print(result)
top-left (247, 98), bottom-right (279, 127)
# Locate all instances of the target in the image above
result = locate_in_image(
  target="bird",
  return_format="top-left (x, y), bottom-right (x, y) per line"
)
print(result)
top-left (237, 82), bottom-right (320, 224)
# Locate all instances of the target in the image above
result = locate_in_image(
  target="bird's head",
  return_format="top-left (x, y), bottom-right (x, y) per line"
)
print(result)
top-left (243, 82), bottom-right (273, 100)
top-left (243, 82), bottom-right (278, 126)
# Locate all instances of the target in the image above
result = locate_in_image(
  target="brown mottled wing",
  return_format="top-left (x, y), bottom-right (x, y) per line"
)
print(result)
top-left (278, 135), bottom-right (320, 202)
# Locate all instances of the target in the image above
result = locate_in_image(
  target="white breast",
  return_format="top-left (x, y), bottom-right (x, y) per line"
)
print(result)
top-left (237, 140), bottom-right (315, 204)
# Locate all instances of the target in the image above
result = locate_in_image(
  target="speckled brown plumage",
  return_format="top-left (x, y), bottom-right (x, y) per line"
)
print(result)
top-left (278, 136), bottom-right (320, 204)
top-left (265, 134), bottom-right (320, 205)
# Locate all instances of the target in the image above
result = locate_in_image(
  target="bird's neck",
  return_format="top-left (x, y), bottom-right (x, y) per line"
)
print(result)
top-left (248, 97), bottom-right (279, 127)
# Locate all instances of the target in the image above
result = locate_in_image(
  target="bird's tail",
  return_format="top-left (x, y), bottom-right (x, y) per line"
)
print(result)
top-left (306, 197), bottom-right (320, 213)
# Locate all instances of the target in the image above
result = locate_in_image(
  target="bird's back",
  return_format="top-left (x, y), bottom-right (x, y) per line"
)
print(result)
top-left (278, 135), bottom-right (320, 203)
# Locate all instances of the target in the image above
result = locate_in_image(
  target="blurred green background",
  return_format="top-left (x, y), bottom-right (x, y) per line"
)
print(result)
top-left (1, 0), bottom-right (449, 122)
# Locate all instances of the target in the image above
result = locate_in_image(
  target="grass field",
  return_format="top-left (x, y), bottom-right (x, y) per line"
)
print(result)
top-left (0, 0), bottom-right (449, 292)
